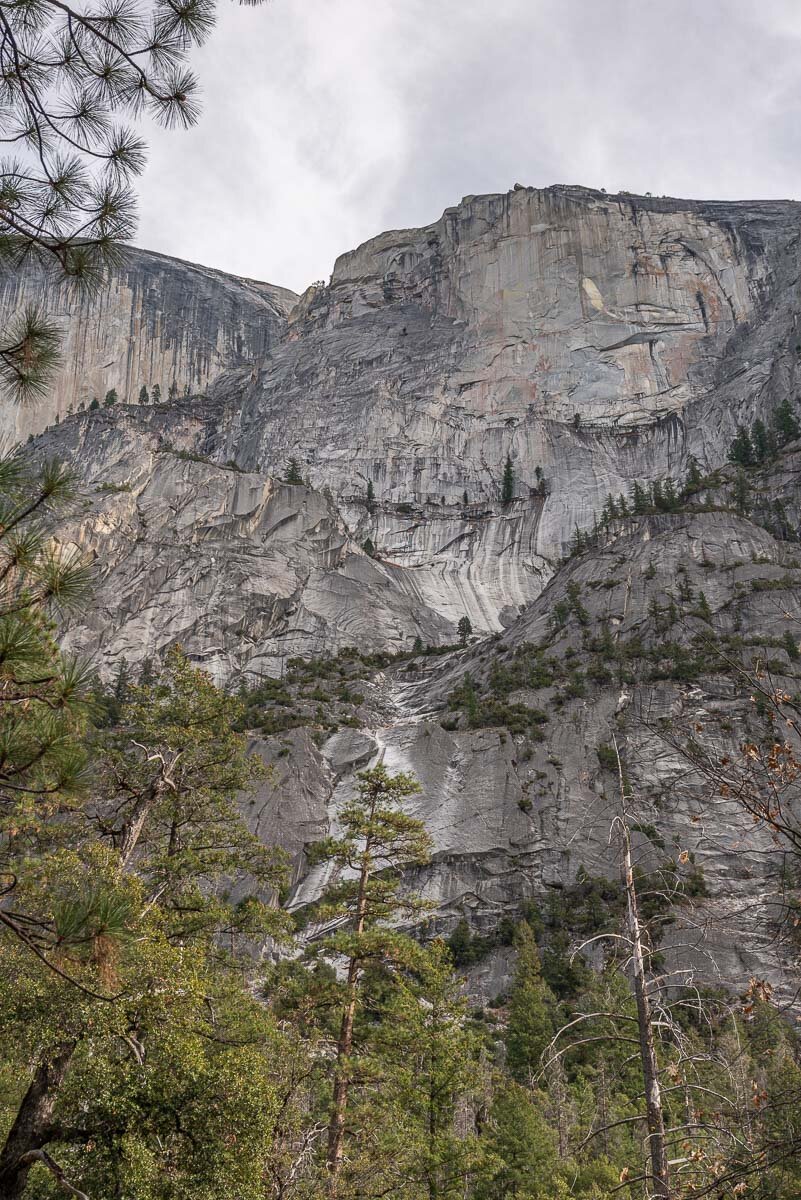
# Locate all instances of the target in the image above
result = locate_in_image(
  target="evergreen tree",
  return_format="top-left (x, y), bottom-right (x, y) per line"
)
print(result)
top-left (457, 615), bottom-right (473, 645)
top-left (751, 417), bottom-right (772, 462)
top-left (728, 424), bottom-right (755, 466)
top-left (168, 380), bottom-right (179, 401)
top-left (505, 923), bottom-right (557, 1083)
top-left (305, 764), bottom-right (430, 1195)
top-left (474, 1081), bottom-right (563, 1200)
top-left (89, 397), bottom-right (100, 411)
top-left (0, 648), bottom-right (288, 1200)
top-left (366, 478), bottom-right (375, 504)
top-left (152, 384), bottom-right (162, 404)
top-left (774, 396), bottom-right (801, 445)
top-left (731, 468), bottom-right (751, 515)
top-left (138, 385), bottom-right (149, 405)
top-left (684, 454), bottom-right (703, 493)
top-left (630, 480), bottom-right (648, 515)
top-left (695, 590), bottom-right (713, 623)
top-left (661, 477), bottom-right (679, 511)
top-left (501, 455), bottom-right (515, 505)
top-left (103, 388), bottom-right (118, 407)
top-left (285, 457), bottom-right (304, 485)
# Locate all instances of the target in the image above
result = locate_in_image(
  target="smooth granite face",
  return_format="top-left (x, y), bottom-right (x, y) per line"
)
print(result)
top-left (8, 185), bottom-right (801, 1002)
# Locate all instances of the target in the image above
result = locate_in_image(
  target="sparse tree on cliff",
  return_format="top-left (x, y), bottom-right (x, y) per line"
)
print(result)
top-left (103, 389), bottom-right (118, 407)
top-left (457, 615), bottom-right (473, 645)
top-left (774, 395), bottom-right (800, 446)
top-left (138, 385), bottom-right (150, 405)
top-left (501, 454), bottom-right (515, 505)
top-left (285, 457), bottom-right (304, 485)
top-left (728, 424), bottom-right (754, 467)
top-left (152, 384), bottom-right (162, 405)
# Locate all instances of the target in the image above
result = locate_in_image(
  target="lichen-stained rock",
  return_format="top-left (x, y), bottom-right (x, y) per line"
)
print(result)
top-left (0, 246), bottom-right (296, 442)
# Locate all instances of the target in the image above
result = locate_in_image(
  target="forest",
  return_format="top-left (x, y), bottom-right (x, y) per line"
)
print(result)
top-left (1, 456), bottom-right (800, 1200)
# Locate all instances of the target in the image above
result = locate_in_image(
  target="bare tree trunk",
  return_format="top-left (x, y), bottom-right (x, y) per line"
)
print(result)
top-left (615, 742), bottom-right (670, 1200)
top-left (0, 1042), bottom-right (75, 1200)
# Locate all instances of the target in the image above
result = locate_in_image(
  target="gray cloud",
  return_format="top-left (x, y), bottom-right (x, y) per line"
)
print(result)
top-left (135, 0), bottom-right (801, 293)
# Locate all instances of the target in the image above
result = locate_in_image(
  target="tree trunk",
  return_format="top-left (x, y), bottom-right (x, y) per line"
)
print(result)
top-left (619, 803), bottom-right (670, 1199)
top-left (0, 1041), bottom-right (76, 1200)
top-left (326, 836), bottom-right (372, 1197)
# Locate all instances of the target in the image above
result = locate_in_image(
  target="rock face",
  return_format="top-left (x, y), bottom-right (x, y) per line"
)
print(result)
top-left (38, 405), bottom-right (452, 682)
top-left (7, 184), bottom-right (801, 1003)
top-left (0, 247), bottom-right (297, 443)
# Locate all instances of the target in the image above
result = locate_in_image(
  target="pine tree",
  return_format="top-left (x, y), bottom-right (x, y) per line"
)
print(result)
top-left (138, 385), bottom-right (150, 405)
top-left (285, 457), bottom-right (304, 485)
top-left (731, 468), bottom-right (751, 515)
top-left (684, 455), bottom-right (703, 494)
top-left (631, 481), bottom-right (648, 515)
top-left (457, 615), bottom-right (473, 645)
top-left (89, 397), bottom-right (100, 411)
top-left (366, 479), bottom-right (375, 504)
top-left (662, 478), bottom-right (679, 511)
top-left (505, 923), bottom-right (557, 1083)
top-left (728, 424), bottom-right (754, 467)
top-left (152, 384), bottom-right (162, 404)
top-left (501, 455), bottom-right (515, 505)
top-left (103, 388), bottom-right (118, 407)
top-left (168, 380), bottom-right (179, 401)
top-left (774, 396), bottom-right (800, 446)
top-left (305, 765), bottom-right (430, 1196)
top-left (751, 418), bottom-right (772, 462)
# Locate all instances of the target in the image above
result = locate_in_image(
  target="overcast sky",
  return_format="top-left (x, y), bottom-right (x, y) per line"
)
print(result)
top-left (136, 0), bottom-right (801, 294)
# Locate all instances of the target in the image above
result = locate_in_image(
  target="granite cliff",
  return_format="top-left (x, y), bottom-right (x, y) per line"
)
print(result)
top-left (10, 184), bottom-right (801, 1003)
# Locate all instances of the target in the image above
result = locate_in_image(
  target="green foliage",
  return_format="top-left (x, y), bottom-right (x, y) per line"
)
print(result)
top-left (284, 456), bottom-right (304, 485)
top-left (774, 395), bottom-right (800, 445)
top-left (103, 389), bottom-right (118, 407)
top-left (138, 385), bottom-right (149, 404)
top-left (501, 454), bottom-right (515, 505)
top-left (728, 423), bottom-right (754, 466)
top-left (458, 615), bottom-right (473, 645)
top-left (505, 924), bottom-right (558, 1082)
top-left (88, 397), bottom-right (100, 411)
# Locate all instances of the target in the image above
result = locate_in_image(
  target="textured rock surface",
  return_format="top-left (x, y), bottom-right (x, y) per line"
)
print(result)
top-left (35, 405), bottom-right (452, 681)
top-left (0, 247), bottom-right (296, 443)
top-left (6, 184), bottom-right (801, 1003)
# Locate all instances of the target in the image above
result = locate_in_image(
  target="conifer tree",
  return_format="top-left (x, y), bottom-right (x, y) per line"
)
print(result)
top-left (457, 615), bottom-right (473, 645)
top-left (684, 455), bottom-right (703, 493)
top-left (751, 417), bottom-right (772, 462)
top-left (774, 396), bottom-right (800, 445)
top-left (630, 480), bottom-right (648, 515)
top-left (505, 923), bottom-right (557, 1084)
top-left (728, 424), bottom-right (755, 466)
top-left (305, 764), bottom-right (430, 1195)
top-left (138, 385), bottom-right (150, 405)
top-left (152, 384), bottom-right (162, 405)
top-left (103, 388), bottom-right (118, 407)
top-left (285, 457), bottom-right (304, 485)
top-left (501, 455), bottom-right (515, 505)
top-left (0, 0), bottom-right (278, 401)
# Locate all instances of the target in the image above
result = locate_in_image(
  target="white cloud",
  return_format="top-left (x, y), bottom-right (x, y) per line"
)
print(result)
top-left (135, 0), bottom-right (801, 293)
